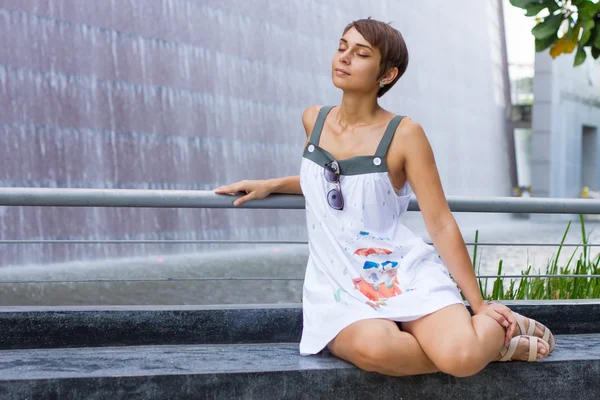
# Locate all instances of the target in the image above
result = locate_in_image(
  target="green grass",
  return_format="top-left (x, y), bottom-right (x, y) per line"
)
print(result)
top-left (466, 214), bottom-right (600, 300)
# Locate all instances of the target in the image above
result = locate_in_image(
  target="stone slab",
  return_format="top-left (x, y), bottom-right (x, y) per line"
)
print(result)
top-left (1, 300), bottom-right (599, 350)
top-left (0, 334), bottom-right (598, 399)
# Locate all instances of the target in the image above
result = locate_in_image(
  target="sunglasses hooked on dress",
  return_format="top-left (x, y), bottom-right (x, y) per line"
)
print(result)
top-left (324, 160), bottom-right (344, 210)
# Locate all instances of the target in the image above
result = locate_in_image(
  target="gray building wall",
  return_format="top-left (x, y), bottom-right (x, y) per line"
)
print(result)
top-left (0, 0), bottom-right (511, 266)
top-left (532, 49), bottom-right (600, 199)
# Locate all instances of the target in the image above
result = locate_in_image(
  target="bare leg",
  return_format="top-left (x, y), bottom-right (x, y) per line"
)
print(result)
top-left (401, 304), bottom-right (548, 377)
top-left (327, 318), bottom-right (439, 376)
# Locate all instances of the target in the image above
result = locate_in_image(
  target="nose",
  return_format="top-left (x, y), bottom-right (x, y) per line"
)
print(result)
top-left (338, 48), bottom-right (351, 64)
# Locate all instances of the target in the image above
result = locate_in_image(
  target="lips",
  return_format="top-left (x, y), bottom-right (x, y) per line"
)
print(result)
top-left (335, 68), bottom-right (350, 75)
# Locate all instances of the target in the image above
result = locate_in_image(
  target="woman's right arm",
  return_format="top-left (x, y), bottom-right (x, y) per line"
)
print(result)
top-left (213, 176), bottom-right (301, 206)
top-left (213, 105), bottom-right (319, 207)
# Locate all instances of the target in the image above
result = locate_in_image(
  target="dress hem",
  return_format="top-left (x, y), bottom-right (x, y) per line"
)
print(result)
top-left (298, 297), bottom-right (466, 356)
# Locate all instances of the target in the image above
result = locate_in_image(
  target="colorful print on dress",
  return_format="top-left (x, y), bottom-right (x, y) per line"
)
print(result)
top-left (345, 230), bottom-right (394, 247)
top-left (333, 287), bottom-right (351, 305)
top-left (352, 258), bottom-right (403, 309)
top-left (342, 230), bottom-right (408, 309)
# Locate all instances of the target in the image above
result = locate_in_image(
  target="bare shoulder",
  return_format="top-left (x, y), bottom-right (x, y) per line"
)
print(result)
top-left (301, 105), bottom-right (323, 139)
top-left (393, 116), bottom-right (450, 227)
top-left (389, 116), bottom-right (432, 161)
top-left (396, 116), bottom-right (427, 142)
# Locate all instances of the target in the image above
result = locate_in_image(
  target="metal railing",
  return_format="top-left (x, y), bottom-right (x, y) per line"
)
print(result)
top-left (0, 187), bottom-right (599, 284)
top-left (2, 187), bottom-right (600, 213)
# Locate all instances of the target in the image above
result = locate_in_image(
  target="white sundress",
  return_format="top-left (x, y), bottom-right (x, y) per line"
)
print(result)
top-left (298, 105), bottom-right (465, 356)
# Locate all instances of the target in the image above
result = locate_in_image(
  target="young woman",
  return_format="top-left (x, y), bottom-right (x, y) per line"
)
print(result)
top-left (214, 17), bottom-right (555, 377)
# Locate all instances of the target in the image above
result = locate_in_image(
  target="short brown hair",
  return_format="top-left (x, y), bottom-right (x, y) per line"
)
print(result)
top-left (343, 17), bottom-right (409, 98)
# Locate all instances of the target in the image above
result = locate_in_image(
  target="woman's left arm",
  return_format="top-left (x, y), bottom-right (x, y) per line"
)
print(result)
top-left (398, 120), bottom-right (517, 343)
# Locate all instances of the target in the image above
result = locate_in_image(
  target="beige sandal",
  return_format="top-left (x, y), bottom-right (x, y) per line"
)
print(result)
top-left (512, 311), bottom-right (555, 353)
top-left (488, 301), bottom-right (556, 353)
top-left (498, 335), bottom-right (549, 362)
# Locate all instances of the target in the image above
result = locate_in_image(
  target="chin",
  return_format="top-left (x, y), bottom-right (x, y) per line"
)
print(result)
top-left (332, 74), bottom-right (350, 86)
top-left (332, 81), bottom-right (346, 91)
top-left (332, 80), bottom-right (357, 92)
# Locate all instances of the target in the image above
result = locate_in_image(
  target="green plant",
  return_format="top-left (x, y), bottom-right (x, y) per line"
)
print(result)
top-left (510, 0), bottom-right (600, 66)
top-left (469, 214), bottom-right (600, 300)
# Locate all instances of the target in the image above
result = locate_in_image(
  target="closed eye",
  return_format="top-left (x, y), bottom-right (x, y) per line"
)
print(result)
top-left (337, 48), bottom-right (369, 58)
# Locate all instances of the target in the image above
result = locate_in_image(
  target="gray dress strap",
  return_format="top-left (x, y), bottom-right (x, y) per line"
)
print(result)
top-left (308, 106), bottom-right (335, 145)
top-left (302, 108), bottom-right (406, 176)
top-left (374, 115), bottom-right (405, 158)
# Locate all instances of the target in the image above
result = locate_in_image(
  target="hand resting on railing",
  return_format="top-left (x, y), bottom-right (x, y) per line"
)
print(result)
top-left (213, 176), bottom-right (302, 207)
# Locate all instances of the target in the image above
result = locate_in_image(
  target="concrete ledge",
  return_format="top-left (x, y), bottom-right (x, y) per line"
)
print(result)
top-left (0, 304), bottom-right (303, 350)
top-left (1, 300), bottom-right (599, 350)
top-left (0, 334), bottom-right (598, 400)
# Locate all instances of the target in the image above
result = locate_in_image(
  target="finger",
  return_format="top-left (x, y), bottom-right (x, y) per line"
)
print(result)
top-left (501, 321), bottom-right (513, 346)
top-left (489, 308), bottom-right (509, 327)
top-left (496, 308), bottom-right (516, 334)
top-left (215, 183), bottom-right (245, 194)
top-left (494, 308), bottom-right (516, 345)
top-left (487, 310), bottom-right (507, 328)
top-left (502, 314), bottom-right (516, 339)
top-left (214, 185), bottom-right (234, 194)
top-left (509, 320), bottom-right (518, 339)
top-left (505, 324), bottom-right (517, 346)
top-left (233, 192), bottom-right (255, 207)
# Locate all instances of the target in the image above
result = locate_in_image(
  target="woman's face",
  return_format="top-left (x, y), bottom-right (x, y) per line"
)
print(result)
top-left (332, 27), bottom-right (382, 94)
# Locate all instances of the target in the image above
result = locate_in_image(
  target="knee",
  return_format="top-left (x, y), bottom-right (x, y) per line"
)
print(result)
top-left (350, 327), bottom-right (400, 373)
top-left (435, 343), bottom-right (485, 378)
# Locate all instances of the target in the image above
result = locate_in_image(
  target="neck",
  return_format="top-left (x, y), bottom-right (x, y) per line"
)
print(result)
top-left (336, 93), bottom-right (381, 129)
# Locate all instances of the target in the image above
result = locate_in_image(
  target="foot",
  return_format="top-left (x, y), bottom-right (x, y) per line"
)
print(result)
top-left (488, 302), bottom-right (555, 352)
top-left (497, 335), bottom-right (549, 362)
top-left (514, 313), bottom-right (547, 338)
top-left (511, 311), bottom-right (555, 353)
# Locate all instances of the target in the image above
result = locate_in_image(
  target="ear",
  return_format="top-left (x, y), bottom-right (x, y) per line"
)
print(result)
top-left (381, 67), bottom-right (399, 83)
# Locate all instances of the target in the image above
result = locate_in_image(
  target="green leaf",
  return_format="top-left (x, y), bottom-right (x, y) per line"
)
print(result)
top-left (532, 13), bottom-right (565, 40)
top-left (574, 46), bottom-right (587, 66)
top-left (472, 230), bottom-right (479, 272)
top-left (580, 20), bottom-right (596, 45)
top-left (510, 0), bottom-right (542, 9)
top-left (572, 0), bottom-right (585, 5)
top-left (547, 1), bottom-right (561, 13)
top-left (578, 1), bottom-right (600, 20)
top-left (535, 34), bottom-right (557, 51)
top-left (592, 45), bottom-right (600, 59)
top-left (593, 23), bottom-right (600, 47)
top-left (525, 3), bottom-right (548, 16)
top-left (580, 214), bottom-right (588, 263)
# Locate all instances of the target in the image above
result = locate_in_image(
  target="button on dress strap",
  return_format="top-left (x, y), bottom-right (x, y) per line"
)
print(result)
top-left (309, 106), bottom-right (335, 145)
top-left (375, 115), bottom-right (405, 158)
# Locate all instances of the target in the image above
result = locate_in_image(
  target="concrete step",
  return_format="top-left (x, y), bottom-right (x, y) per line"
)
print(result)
top-left (1, 300), bottom-right (600, 349)
top-left (0, 334), bottom-right (599, 400)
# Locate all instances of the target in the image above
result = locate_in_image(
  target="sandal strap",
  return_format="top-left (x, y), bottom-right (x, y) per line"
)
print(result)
top-left (499, 336), bottom-right (548, 362)
top-left (526, 317), bottom-right (536, 335)
top-left (499, 337), bottom-right (520, 362)
top-left (528, 336), bottom-right (538, 362)
top-left (515, 312), bottom-right (554, 349)
top-left (516, 316), bottom-right (527, 336)
top-left (513, 312), bottom-right (539, 336)
top-left (542, 326), bottom-right (551, 342)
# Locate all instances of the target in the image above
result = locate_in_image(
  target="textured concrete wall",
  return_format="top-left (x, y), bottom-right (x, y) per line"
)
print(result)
top-left (0, 0), bottom-right (510, 266)
top-left (532, 49), bottom-right (600, 199)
